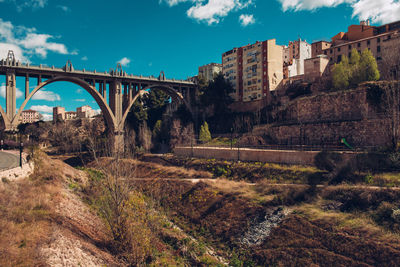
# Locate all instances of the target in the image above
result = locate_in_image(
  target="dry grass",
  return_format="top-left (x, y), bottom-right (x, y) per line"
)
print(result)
top-left (0, 151), bottom-right (59, 266)
top-left (295, 201), bottom-right (400, 243)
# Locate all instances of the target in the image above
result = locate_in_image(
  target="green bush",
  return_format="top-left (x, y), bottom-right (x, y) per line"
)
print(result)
top-left (199, 121), bottom-right (212, 143)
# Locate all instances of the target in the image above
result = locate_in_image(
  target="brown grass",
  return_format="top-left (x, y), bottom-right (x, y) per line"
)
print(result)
top-left (0, 151), bottom-right (60, 266)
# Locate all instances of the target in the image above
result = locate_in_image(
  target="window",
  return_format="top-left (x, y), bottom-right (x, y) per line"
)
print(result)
top-left (338, 47), bottom-right (341, 52)
top-left (367, 40), bottom-right (370, 45)
top-left (377, 37), bottom-right (381, 43)
top-left (377, 46), bottom-right (381, 53)
top-left (324, 50), bottom-right (327, 55)
top-left (357, 43), bottom-right (361, 48)
top-left (330, 49), bottom-right (333, 54)
top-left (337, 55), bottom-right (342, 63)
top-left (348, 45), bottom-right (351, 49)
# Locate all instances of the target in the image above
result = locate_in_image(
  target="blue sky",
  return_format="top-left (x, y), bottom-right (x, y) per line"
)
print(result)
top-left (1, 0), bottom-right (399, 120)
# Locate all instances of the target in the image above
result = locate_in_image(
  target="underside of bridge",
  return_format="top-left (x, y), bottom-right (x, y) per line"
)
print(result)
top-left (0, 52), bottom-right (197, 151)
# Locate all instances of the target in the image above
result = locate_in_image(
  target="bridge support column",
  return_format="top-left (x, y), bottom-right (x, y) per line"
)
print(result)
top-left (113, 131), bottom-right (125, 153)
top-left (25, 74), bottom-right (29, 99)
top-left (109, 80), bottom-right (123, 124)
top-left (6, 70), bottom-right (16, 124)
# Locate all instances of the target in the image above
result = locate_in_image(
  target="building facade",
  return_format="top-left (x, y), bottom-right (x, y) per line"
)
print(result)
top-left (77, 105), bottom-right (96, 119)
top-left (311, 20), bottom-right (400, 65)
top-left (283, 39), bottom-right (312, 78)
top-left (65, 111), bottom-right (77, 120)
top-left (53, 106), bottom-right (65, 122)
top-left (21, 109), bottom-right (40, 124)
top-left (222, 39), bottom-right (283, 104)
top-left (198, 63), bottom-right (222, 82)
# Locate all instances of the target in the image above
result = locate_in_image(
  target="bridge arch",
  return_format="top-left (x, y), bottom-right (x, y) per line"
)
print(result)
top-left (13, 76), bottom-right (116, 131)
top-left (119, 84), bottom-right (193, 129)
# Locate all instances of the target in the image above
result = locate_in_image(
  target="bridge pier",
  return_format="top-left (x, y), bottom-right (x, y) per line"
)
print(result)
top-left (6, 70), bottom-right (16, 123)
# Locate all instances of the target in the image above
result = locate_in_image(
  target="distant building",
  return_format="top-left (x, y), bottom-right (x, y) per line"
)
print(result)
top-left (304, 55), bottom-right (330, 82)
top-left (21, 109), bottom-right (40, 124)
top-left (53, 106), bottom-right (65, 122)
top-left (283, 39), bottom-right (312, 78)
top-left (65, 111), bottom-right (77, 120)
top-left (198, 63), bottom-right (222, 82)
top-left (222, 39), bottom-right (283, 105)
top-left (77, 105), bottom-right (96, 119)
top-left (311, 20), bottom-right (400, 65)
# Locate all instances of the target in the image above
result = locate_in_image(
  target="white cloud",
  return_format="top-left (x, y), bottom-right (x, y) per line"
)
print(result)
top-left (0, 18), bottom-right (70, 62)
top-left (239, 14), bottom-right (255, 26)
top-left (160, 0), bottom-right (254, 25)
top-left (40, 113), bottom-right (52, 121)
top-left (76, 88), bottom-right (83, 94)
top-left (0, 83), bottom-right (23, 98)
top-left (57, 5), bottom-right (70, 12)
top-left (29, 104), bottom-right (53, 113)
top-left (160, 0), bottom-right (194, 6)
top-left (352, 0), bottom-right (400, 24)
top-left (74, 98), bottom-right (86, 102)
top-left (0, 0), bottom-right (48, 12)
top-left (278, 0), bottom-right (400, 24)
top-left (117, 57), bottom-right (131, 67)
top-left (31, 89), bottom-right (61, 101)
top-left (81, 56), bottom-right (88, 61)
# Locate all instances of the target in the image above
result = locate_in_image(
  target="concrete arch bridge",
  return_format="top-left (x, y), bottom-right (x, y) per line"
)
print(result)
top-left (0, 51), bottom-right (197, 148)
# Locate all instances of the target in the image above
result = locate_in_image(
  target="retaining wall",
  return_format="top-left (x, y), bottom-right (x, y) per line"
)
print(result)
top-left (0, 162), bottom-right (34, 182)
top-left (174, 146), bottom-right (356, 166)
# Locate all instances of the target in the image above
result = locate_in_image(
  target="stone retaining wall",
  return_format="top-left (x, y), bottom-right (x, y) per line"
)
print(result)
top-left (0, 162), bottom-right (34, 182)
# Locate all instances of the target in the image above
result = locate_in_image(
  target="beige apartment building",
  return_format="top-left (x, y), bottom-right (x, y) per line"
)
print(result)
top-left (222, 39), bottom-right (283, 105)
top-left (77, 105), bottom-right (96, 119)
top-left (312, 20), bottom-right (400, 66)
top-left (53, 106), bottom-right (65, 122)
top-left (53, 105), bottom-right (96, 122)
top-left (198, 63), bottom-right (222, 82)
top-left (65, 111), bottom-right (77, 120)
top-left (21, 109), bottom-right (40, 124)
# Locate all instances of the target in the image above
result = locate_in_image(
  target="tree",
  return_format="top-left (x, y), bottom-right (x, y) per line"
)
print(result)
top-left (332, 49), bottom-right (380, 90)
top-left (200, 73), bottom-right (234, 116)
top-left (349, 49), bottom-right (362, 86)
top-left (360, 48), bottom-right (380, 82)
top-left (199, 121), bottom-right (211, 143)
top-left (332, 56), bottom-right (350, 89)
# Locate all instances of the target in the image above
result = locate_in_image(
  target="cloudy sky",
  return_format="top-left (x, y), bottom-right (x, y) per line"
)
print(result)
top-left (0, 0), bottom-right (399, 120)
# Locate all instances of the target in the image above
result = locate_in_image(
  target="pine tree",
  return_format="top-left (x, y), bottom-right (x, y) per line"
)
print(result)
top-left (199, 121), bottom-right (211, 143)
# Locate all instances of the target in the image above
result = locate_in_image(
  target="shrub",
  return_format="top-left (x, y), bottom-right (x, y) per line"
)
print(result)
top-left (199, 121), bottom-right (212, 143)
top-left (314, 151), bottom-right (343, 172)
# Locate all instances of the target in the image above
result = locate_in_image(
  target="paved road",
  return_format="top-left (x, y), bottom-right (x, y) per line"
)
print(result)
top-left (0, 151), bottom-right (19, 170)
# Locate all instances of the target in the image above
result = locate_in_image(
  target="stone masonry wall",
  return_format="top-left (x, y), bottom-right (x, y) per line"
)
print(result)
top-left (252, 83), bottom-right (393, 148)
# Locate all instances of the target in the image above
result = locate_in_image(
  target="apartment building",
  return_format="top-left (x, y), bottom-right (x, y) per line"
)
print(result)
top-left (283, 39), bottom-right (312, 78)
top-left (53, 106), bottom-right (65, 122)
top-left (53, 105), bottom-right (96, 122)
top-left (312, 20), bottom-right (400, 65)
top-left (21, 109), bottom-right (40, 124)
top-left (222, 39), bottom-right (283, 104)
top-left (198, 63), bottom-right (222, 82)
top-left (77, 105), bottom-right (96, 119)
top-left (65, 111), bottom-right (77, 120)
